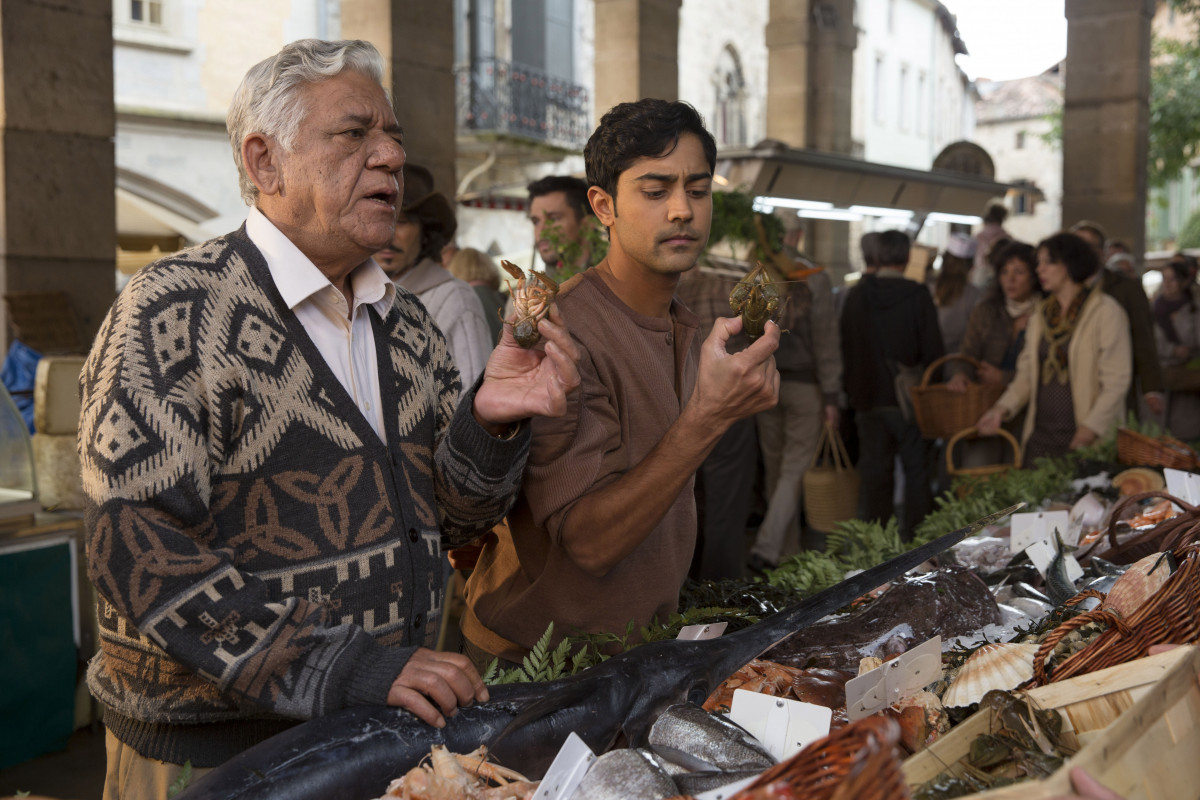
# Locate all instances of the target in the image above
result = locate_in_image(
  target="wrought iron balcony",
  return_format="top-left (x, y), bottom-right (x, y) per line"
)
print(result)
top-left (455, 57), bottom-right (591, 150)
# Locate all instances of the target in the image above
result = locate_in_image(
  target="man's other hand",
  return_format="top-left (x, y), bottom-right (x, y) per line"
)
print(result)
top-left (688, 316), bottom-right (781, 428)
top-left (387, 648), bottom-right (489, 728)
top-left (473, 306), bottom-right (582, 432)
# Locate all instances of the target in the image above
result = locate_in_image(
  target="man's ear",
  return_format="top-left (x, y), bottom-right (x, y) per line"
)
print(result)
top-left (588, 185), bottom-right (615, 227)
top-left (243, 133), bottom-right (284, 197)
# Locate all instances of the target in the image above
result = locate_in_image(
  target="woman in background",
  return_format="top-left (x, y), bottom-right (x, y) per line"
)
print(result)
top-left (1153, 255), bottom-right (1200, 440)
top-left (932, 233), bottom-right (984, 354)
top-left (977, 232), bottom-right (1132, 465)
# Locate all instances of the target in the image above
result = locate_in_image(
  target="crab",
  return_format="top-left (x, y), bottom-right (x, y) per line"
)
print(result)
top-left (729, 262), bottom-right (781, 343)
top-left (500, 260), bottom-right (559, 348)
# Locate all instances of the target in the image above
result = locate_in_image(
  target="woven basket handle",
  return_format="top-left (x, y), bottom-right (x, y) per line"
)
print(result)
top-left (920, 352), bottom-right (982, 388)
top-left (944, 425), bottom-right (1021, 475)
top-left (1032, 599), bottom-right (1130, 685)
top-left (810, 421), bottom-right (851, 472)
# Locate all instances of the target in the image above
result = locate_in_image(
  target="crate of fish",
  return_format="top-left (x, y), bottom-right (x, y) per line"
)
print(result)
top-left (903, 645), bottom-right (1200, 800)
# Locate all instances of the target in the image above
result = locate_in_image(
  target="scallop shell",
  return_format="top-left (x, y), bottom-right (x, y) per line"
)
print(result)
top-left (1111, 467), bottom-right (1165, 496)
top-left (942, 643), bottom-right (1039, 708)
top-left (1101, 551), bottom-right (1173, 618)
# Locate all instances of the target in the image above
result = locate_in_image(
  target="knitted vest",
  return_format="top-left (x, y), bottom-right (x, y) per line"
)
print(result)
top-left (79, 228), bottom-right (525, 765)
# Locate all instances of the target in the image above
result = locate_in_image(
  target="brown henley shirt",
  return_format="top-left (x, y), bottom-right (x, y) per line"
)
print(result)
top-left (462, 268), bottom-right (702, 661)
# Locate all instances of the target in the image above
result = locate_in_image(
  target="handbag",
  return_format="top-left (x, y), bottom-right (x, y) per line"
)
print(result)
top-left (803, 422), bottom-right (860, 533)
top-left (890, 359), bottom-right (923, 423)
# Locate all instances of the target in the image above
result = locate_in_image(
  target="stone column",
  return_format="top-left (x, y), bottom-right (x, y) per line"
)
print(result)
top-left (1062, 0), bottom-right (1154, 257)
top-left (766, 0), bottom-right (856, 274)
top-left (593, 0), bottom-right (681, 120)
top-left (765, 0), bottom-right (810, 146)
top-left (342, 0), bottom-right (457, 196)
top-left (0, 0), bottom-right (115, 352)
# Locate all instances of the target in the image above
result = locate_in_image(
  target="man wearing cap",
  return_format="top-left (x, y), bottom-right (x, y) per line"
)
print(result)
top-left (375, 164), bottom-right (494, 387)
top-left (78, 40), bottom-right (580, 797)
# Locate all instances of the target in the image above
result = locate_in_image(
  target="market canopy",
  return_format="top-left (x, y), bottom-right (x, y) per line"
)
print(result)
top-left (714, 141), bottom-right (1041, 222)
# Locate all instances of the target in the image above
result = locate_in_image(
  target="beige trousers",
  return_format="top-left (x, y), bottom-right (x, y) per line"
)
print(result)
top-left (103, 730), bottom-right (214, 800)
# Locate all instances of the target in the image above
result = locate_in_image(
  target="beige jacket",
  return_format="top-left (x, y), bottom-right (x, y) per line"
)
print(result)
top-left (994, 289), bottom-right (1132, 448)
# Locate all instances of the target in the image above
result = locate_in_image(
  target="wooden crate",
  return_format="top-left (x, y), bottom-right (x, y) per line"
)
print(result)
top-left (903, 646), bottom-right (1200, 800)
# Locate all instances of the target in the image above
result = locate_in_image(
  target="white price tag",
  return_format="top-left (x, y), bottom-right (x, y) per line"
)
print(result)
top-left (1026, 538), bottom-right (1084, 583)
top-left (844, 636), bottom-right (943, 721)
top-left (533, 732), bottom-right (596, 800)
top-left (729, 690), bottom-right (831, 762)
top-left (677, 622), bottom-right (728, 641)
top-left (1010, 510), bottom-right (1072, 552)
top-left (1164, 468), bottom-right (1200, 508)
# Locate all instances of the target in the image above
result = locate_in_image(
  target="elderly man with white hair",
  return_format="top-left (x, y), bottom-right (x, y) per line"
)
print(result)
top-left (79, 39), bottom-right (579, 799)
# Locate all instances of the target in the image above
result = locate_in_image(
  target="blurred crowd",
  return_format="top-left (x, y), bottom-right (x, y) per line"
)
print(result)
top-left (372, 169), bottom-right (1196, 580)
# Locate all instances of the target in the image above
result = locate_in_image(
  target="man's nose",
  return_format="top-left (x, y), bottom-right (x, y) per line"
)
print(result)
top-left (372, 136), bottom-right (406, 172)
top-left (667, 188), bottom-right (694, 222)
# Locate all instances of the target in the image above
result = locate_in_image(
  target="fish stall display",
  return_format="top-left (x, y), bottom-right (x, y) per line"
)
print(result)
top-left (175, 505), bottom-right (1021, 800)
top-left (171, 446), bottom-right (1200, 800)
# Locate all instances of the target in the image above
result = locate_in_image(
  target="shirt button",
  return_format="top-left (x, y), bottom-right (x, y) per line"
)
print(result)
top-left (408, 527), bottom-right (418, 542)
top-left (666, 332), bottom-right (674, 345)
top-left (413, 613), bottom-right (423, 629)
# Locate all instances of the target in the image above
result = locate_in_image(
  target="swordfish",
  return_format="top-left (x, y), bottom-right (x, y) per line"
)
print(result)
top-left (177, 502), bottom-right (1023, 800)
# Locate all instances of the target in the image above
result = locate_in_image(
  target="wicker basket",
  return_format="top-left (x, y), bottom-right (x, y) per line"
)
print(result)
top-left (1080, 490), bottom-right (1200, 565)
top-left (729, 715), bottom-right (908, 800)
top-left (803, 423), bottom-right (860, 534)
top-left (945, 426), bottom-right (1021, 494)
top-left (1033, 510), bottom-right (1200, 686)
top-left (1116, 427), bottom-right (1200, 471)
top-left (910, 354), bottom-right (1004, 440)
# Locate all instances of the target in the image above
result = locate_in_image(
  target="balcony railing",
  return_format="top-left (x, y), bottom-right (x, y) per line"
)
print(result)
top-left (455, 57), bottom-right (590, 150)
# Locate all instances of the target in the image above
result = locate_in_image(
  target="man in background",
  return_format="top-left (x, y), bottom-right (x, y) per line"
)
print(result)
top-left (527, 175), bottom-right (597, 277)
top-left (840, 230), bottom-right (943, 539)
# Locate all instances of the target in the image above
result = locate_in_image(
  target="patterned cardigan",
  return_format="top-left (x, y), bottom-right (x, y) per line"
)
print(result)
top-left (78, 228), bottom-right (527, 766)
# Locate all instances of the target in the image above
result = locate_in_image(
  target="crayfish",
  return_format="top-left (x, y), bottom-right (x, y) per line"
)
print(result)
top-left (729, 262), bottom-right (781, 343)
top-left (500, 260), bottom-right (559, 348)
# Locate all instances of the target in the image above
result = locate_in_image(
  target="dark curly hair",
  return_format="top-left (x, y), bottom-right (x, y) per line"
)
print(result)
top-left (584, 99), bottom-right (717, 208)
top-left (987, 240), bottom-right (1041, 302)
top-left (527, 175), bottom-right (594, 219)
top-left (1037, 232), bottom-right (1100, 284)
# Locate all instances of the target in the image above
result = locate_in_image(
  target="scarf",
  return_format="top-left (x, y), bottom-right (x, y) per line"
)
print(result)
top-left (1004, 295), bottom-right (1036, 320)
top-left (1153, 294), bottom-right (1190, 345)
top-left (1040, 286), bottom-right (1091, 385)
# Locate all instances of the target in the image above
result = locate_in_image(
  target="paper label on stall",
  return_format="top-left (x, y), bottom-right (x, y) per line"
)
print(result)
top-left (1164, 468), bottom-right (1200, 508)
top-left (677, 622), bottom-right (727, 640)
top-left (1026, 538), bottom-right (1084, 583)
top-left (533, 732), bottom-right (596, 800)
top-left (845, 636), bottom-right (943, 721)
top-left (729, 689), bottom-right (831, 761)
top-left (1010, 510), bottom-right (1072, 552)
top-left (695, 774), bottom-right (761, 800)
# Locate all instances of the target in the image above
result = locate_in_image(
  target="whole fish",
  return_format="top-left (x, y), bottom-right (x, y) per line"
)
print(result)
top-left (567, 749), bottom-right (677, 800)
top-left (648, 703), bottom-right (774, 772)
top-left (177, 503), bottom-right (1024, 800)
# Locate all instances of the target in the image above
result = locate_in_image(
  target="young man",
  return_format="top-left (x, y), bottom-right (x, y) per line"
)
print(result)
top-left (461, 99), bottom-right (780, 669)
top-left (527, 175), bottom-right (596, 276)
top-left (80, 40), bottom-right (580, 797)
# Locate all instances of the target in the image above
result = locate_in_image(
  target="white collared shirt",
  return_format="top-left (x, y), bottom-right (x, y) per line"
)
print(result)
top-left (245, 207), bottom-right (395, 443)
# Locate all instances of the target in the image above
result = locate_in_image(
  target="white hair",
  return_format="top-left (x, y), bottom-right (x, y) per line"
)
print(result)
top-left (227, 39), bottom-right (387, 205)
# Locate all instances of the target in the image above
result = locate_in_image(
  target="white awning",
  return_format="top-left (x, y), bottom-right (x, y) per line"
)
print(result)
top-left (715, 143), bottom-right (1041, 218)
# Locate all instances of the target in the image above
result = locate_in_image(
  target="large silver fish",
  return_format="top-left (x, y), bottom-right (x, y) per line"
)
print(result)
top-left (568, 749), bottom-right (677, 800)
top-left (648, 703), bottom-right (774, 772)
